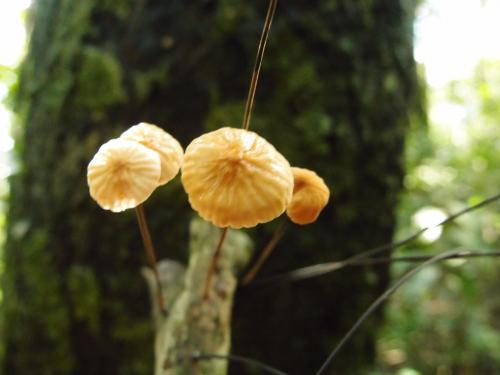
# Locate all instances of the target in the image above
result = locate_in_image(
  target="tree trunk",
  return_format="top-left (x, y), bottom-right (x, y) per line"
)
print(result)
top-left (230, 2), bottom-right (419, 374)
top-left (3, 1), bottom-right (418, 375)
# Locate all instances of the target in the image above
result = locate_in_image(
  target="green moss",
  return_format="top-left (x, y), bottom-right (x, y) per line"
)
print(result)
top-left (384, 72), bottom-right (400, 93)
top-left (213, 0), bottom-right (253, 35)
top-left (110, 316), bottom-right (153, 375)
top-left (67, 265), bottom-right (100, 334)
top-left (98, 0), bottom-right (136, 19)
top-left (5, 229), bottom-right (75, 374)
top-left (204, 102), bottom-right (245, 131)
top-left (15, 0), bottom-right (98, 119)
top-left (73, 46), bottom-right (125, 113)
top-left (132, 65), bottom-right (170, 103)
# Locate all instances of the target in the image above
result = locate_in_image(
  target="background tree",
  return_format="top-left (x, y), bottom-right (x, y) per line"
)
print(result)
top-left (2, 0), bottom-right (419, 374)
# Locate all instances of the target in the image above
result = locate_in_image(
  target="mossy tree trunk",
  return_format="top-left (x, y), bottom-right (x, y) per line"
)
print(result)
top-left (3, 1), bottom-right (418, 375)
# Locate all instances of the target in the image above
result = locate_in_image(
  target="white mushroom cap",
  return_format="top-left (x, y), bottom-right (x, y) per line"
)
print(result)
top-left (120, 122), bottom-right (183, 185)
top-left (87, 138), bottom-right (161, 212)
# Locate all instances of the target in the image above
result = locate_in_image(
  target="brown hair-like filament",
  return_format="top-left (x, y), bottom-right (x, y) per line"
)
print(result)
top-left (203, 0), bottom-right (280, 297)
top-left (242, 0), bottom-right (278, 131)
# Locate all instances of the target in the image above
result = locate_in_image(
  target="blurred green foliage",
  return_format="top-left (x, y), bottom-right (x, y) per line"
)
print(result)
top-left (373, 59), bottom-right (500, 374)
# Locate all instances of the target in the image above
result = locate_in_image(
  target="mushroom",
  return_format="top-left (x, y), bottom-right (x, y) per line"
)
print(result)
top-left (120, 122), bottom-right (183, 185)
top-left (181, 127), bottom-right (293, 228)
top-left (87, 138), bottom-right (161, 212)
top-left (286, 167), bottom-right (330, 225)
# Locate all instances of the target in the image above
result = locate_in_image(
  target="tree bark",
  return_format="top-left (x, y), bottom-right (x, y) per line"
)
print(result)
top-left (3, 1), bottom-right (419, 374)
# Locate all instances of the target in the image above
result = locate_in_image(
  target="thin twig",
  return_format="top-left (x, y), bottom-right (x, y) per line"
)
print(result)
top-left (241, 220), bottom-right (288, 285)
top-left (242, 0), bottom-right (278, 131)
top-left (314, 249), bottom-right (472, 375)
top-left (256, 193), bottom-right (500, 285)
top-left (203, 227), bottom-right (228, 299)
top-left (342, 249), bottom-right (500, 266)
top-left (135, 204), bottom-right (166, 314)
top-left (192, 352), bottom-right (288, 375)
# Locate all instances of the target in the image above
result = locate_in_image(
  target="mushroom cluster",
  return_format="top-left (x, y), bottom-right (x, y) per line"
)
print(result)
top-left (87, 124), bottom-right (330, 225)
top-left (87, 122), bottom-right (183, 212)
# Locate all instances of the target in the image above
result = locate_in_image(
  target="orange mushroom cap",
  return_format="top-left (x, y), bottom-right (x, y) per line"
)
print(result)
top-left (181, 127), bottom-right (293, 228)
top-left (286, 167), bottom-right (330, 225)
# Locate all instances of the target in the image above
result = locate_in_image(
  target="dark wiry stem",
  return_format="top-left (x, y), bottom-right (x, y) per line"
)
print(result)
top-left (192, 351), bottom-right (287, 375)
top-left (241, 220), bottom-right (287, 285)
top-left (242, 0), bottom-right (278, 131)
top-left (315, 249), bottom-right (471, 374)
top-left (336, 249), bottom-right (500, 266)
top-left (256, 193), bottom-right (500, 284)
top-left (135, 204), bottom-right (166, 314)
top-left (203, 227), bottom-right (228, 299)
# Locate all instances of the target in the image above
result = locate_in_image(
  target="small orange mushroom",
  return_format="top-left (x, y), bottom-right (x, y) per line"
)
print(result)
top-left (120, 122), bottom-right (183, 185)
top-left (87, 138), bottom-right (161, 212)
top-left (181, 127), bottom-right (293, 228)
top-left (286, 167), bottom-right (330, 225)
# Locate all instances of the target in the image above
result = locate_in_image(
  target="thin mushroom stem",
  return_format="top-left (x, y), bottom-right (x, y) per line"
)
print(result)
top-left (242, 0), bottom-right (278, 131)
top-left (203, 227), bottom-right (229, 299)
top-left (241, 220), bottom-right (287, 285)
top-left (135, 204), bottom-right (166, 314)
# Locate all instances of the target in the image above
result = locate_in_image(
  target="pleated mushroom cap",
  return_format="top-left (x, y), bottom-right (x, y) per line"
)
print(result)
top-left (120, 122), bottom-right (183, 185)
top-left (181, 127), bottom-right (293, 228)
top-left (286, 167), bottom-right (330, 225)
top-left (87, 138), bottom-right (161, 212)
